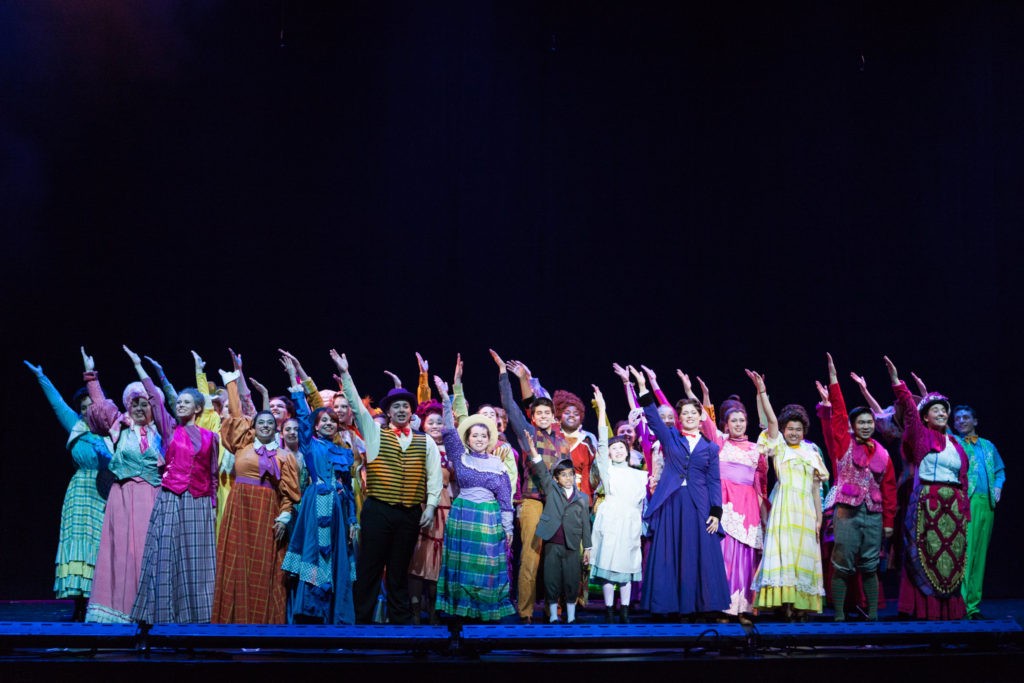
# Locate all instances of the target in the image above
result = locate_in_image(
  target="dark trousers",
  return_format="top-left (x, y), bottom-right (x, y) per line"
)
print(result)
top-left (543, 542), bottom-right (581, 605)
top-left (354, 497), bottom-right (421, 624)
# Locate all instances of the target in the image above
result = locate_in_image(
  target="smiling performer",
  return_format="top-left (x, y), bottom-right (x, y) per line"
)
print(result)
top-left (492, 349), bottom-right (570, 623)
top-left (334, 351), bottom-right (442, 625)
top-left (213, 369), bottom-right (300, 624)
top-left (277, 351), bottom-right (357, 624)
top-left (25, 357), bottom-right (112, 621)
top-left (633, 365), bottom-right (729, 619)
top-left (752, 374), bottom-right (829, 619)
top-left (699, 372), bottom-right (769, 621)
top-left (953, 405), bottom-right (1006, 620)
top-left (434, 375), bottom-right (515, 621)
top-left (590, 385), bottom-right (647, 623)
top-left (885, 356), bottom-right (970, 620)
top-left (127, 345), bottom-right (220, 625)
top-left (81, 346), bottom-right (165, 623)
top-left (816, 354), bottom-right (896, 621)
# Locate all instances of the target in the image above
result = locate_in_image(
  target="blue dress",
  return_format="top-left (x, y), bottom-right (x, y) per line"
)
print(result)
top-left (281, 393), bottom-right (356, 624)
top-left (640, 399), bottom-right (730, 615)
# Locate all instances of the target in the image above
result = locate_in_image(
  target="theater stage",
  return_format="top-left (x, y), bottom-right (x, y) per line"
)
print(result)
top-left (1, 599), bottom-right (1022, 683)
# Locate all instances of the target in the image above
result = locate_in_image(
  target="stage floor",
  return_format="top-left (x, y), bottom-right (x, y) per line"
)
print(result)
top-left (1, 599), bottom-right (1022, 683)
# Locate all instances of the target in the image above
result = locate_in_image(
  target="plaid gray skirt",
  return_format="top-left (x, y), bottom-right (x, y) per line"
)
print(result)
top-left (131, 489), bottom-right (216, 624)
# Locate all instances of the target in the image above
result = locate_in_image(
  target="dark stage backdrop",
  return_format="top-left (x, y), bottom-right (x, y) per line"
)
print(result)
top-left (1, 2), bottom-right (1020, 599)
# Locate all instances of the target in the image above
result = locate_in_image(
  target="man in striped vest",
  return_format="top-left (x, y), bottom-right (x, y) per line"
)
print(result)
top-left (334, 351), bottom-right (443, 625)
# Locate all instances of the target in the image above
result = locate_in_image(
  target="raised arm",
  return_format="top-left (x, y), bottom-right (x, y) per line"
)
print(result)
top-left (435, 375), bottom-right (455, 430)
top-left (81, 347), bottom-right (120, 436)
top-left (451, 353), bottom-right (468, 421)
top-left (217, 370), bottom-right (254, 453)
top-left (333, 350), bottom-right (380, 461)
top-left (697, 376), bottom-right (712, 411)
top-left (849, 371), bottom-right (885, 417)
top-left (229, 348), bottom-right (257, 417)
top-left (886, 356), bottom-right (927, 463)
top-left (280, 354), bottom-right (313, 455)
top-left (493, 349), bottom-right (534, 451)
top-left (612, 363), bottom-right (639, 410)
top-left (747, 369), bottom-right (778, 440)
top-left (522, 429), bottom-right (554, 493)
top-left (143, 354), bottom-right (178, 410)
top-left (824, 353), bottom-right (852, 463)
top-left (641, 365), bottom-right (672, 408)
top-left (125, 345), bottom-right (174, 438)
top-left (592, 385), bottom-right (611, 485)
top-left (506, 359), bottom-right (535, 401)
top-left (25, 361), bottom-right (79, 433)
top-left (416, 352), bottom-right (431, 404)
top-left (635, 366), bottom-right (676, 446)
top-left (910, 371), bottom-right (929, 398)
top-left (247, 376), bottom-right (272, 412)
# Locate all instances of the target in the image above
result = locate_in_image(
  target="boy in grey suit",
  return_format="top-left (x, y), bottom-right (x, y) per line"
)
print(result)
top-left (525, 432), bottom-right (592, 624)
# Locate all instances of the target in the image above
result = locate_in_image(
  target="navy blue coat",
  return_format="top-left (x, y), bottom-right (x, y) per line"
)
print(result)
top-left (641, 394), bottom-right (723, 531)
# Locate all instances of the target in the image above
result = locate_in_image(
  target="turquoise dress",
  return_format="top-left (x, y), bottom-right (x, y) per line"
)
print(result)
top-left (35, 373), bottom-right (111, 598)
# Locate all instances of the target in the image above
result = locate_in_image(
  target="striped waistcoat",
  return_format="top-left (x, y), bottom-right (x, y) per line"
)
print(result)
top-left (366, 430), bottom-right (428, 506)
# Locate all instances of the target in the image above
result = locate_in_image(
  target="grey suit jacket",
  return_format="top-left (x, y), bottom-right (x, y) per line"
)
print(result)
top-left (527, 456), bottom-right (592, 550)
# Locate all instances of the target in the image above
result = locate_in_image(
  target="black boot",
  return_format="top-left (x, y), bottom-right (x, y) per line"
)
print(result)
top-left (619, 605), bottom-right (630, 624)
top-left (605, 607), bottom-right (616, 624)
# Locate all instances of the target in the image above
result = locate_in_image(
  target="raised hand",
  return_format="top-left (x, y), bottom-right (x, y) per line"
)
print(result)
top-left (826, 352), bottom-right (837, 384)
top-left (815, 380), bottom-right (830, 406)
top-left (883, 356), bottom-right (899, 384)
top-left (144, 355), bottom-right (164, 372)
top-left (229, 348), bottom-right (243, 372)
top-left (453, 353), bottom-right (463, 384)
top-left (23, 360), bottom-right (43, 377)
top-left (696, 376), bottom-right (711, 407)
top-left (330, 348), bottom-right (348, 373)
top-left (506, 360), bottom-right (529, 379)
top-left (488, 349), bottom-right (507, 373)
top-left (591, 384), bottom-right (606, 412)
top-left (383, 370), bottom-right (402, 388)
top-left (640, 365), bottom-right (658, 386)
top-left (433, 375), bottom-right (449, 396)
top-left (629, 365), bottom-right (647, 390)
top-left (218, 368), bottom-right (240, 386)
top-left (522, 429), bottom-right (540, 460)
top-left (612, 362), bottom-right (630, 383)
top-left (416, 352), bottom-right (429, 374)
top-left (676, 369), bottom-right (693, 396)
top-left (123, 345), bottom-right (141, 366)
top-left (910, 371), bottom-right (928, 397)
top-left (191, 350), bottom-right (205, 371)
top-left (850, 371), bottom-right (868, 390)
top-left (248, 376), bottom-right (269, 396)
top-left (280, 354), bottom-right (297, 380)
top-left (745, 368), bottom-right (766, 393)
top-left (81, 346), bottom-right (95, 372)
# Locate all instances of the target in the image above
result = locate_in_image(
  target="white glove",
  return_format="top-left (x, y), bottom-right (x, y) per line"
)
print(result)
top-left (419, 504), bottom-right (436, 529)
top-left (219, 449), bottom-right (235, 475)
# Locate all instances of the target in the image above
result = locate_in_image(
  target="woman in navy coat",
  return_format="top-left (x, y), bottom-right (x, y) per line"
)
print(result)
top-left (634, 366), bottom-right (729, 618)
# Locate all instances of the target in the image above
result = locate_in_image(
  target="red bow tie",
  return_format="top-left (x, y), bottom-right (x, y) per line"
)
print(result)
top-left (391, 426), bottom-right (410, 437)
top-left (682, 431), bottom-right (700, 439)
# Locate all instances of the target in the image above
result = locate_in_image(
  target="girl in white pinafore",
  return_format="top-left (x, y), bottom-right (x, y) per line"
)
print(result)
top-left (590, 387), bottom-right (649, 623)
